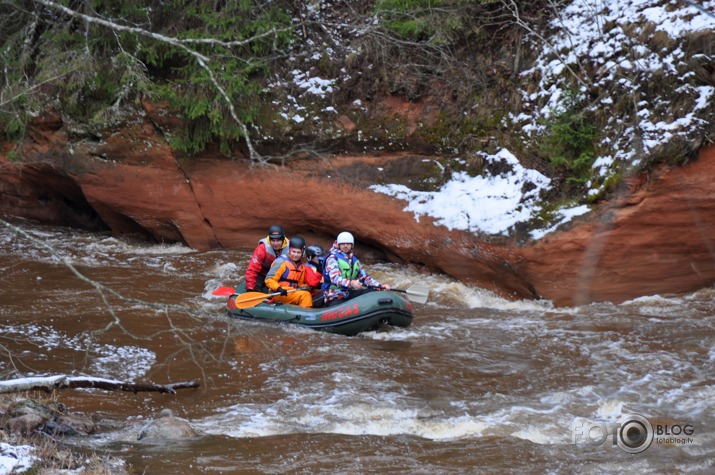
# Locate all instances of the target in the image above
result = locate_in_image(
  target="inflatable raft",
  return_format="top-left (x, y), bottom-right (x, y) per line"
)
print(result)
top-left (214, 283), bottom-right (428, 336)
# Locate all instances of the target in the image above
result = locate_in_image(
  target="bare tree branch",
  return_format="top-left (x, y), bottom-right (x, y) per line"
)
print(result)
top-left (0, 217), bottom-right (187, 318)
top-left (31, 0), bottom-right (293, 164)
top-left (502, 0), bottom-right (591, 88)
top-left (0, 216), bottom-right (252, 386)
top-left (33, 0), bottom-right (209, 61)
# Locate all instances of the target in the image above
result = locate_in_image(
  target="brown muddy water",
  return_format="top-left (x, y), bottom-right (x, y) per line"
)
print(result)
top-left (1, 217), bottom-right (714, 474)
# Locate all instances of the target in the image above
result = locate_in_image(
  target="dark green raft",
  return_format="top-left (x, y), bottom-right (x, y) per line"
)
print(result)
top-left (223, 283), bottom-right (424, 336)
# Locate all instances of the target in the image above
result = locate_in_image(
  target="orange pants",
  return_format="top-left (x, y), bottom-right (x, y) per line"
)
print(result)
top-left (273, 290), bottom-right (313, 307)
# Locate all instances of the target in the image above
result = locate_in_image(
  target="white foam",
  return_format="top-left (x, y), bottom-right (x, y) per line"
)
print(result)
top-left (595, 400), bottom-right (625, 419)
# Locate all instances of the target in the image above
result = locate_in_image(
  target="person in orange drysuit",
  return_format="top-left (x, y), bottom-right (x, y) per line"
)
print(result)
top-left (264, 236), bottom-right (313, 307)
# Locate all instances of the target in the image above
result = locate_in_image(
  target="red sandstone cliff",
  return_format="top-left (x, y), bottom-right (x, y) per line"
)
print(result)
top-left (2, 109), bottom-right (715, 306)
top-left (519, 148), bottom-right (715, 305)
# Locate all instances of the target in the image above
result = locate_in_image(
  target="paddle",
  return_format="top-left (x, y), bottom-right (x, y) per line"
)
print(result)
top-left (372, 284), bottom-right (430, 304)
top-left (211, 285), bottom-right (312, 297)
top-left (212, 286), bottom-right (237, 297)
top-left (210, 286), bottom-right (297, 308)
top-left (233, 289), bottom-right (299, 309)
top-left (233, 291), bottom-right (276, 308)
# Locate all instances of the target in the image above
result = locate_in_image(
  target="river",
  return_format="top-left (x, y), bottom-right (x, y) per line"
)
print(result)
top-left (1, 217), bottom-right (713, 474)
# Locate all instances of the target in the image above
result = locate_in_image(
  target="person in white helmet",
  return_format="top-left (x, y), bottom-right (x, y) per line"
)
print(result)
top-left (321, 231), bottom-right (391, 307)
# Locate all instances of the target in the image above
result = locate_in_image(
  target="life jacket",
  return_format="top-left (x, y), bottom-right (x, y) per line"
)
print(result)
top-left (258, 236), bottom-right (288, 273)
top-left (322, 250), bottom-right (360, 291)
top-left (276, 256), bottom-right (305, 288)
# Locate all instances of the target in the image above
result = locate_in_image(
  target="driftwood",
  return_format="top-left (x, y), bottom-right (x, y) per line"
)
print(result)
top-left (0, 375), bottom-right (200, 395)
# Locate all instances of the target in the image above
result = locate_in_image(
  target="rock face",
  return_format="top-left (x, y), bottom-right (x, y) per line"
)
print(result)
top-left (2, 109), bottom-right (715, 306)
top-left (519, 147), bottom-right (715, 305)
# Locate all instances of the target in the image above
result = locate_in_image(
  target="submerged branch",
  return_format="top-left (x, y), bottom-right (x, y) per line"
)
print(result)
top-left (0, 375), bottom-right (200, 395)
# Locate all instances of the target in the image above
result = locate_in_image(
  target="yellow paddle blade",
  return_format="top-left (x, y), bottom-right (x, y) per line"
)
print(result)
top-left (233, 291), bottom-right (274, 309)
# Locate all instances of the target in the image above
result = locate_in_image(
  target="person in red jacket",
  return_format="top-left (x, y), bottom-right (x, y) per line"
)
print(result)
top-left (304, 244), bottom-right (325, 307)
top-left (245, 224), bottom-right (289, 292)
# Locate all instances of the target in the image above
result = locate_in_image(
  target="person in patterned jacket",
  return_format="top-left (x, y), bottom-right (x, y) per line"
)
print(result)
top-left (321, 231), bottom-right (390, 307)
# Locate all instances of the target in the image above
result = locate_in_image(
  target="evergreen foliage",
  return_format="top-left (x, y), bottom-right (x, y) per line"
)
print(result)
top-left (373, 0), bottom-right (500, 43)
top-left (374, 0), bottom-right (443, 40)
top-left (1, 0), bottom-right (295, 156)
top-left (539, 89), bottom-right (597, 191)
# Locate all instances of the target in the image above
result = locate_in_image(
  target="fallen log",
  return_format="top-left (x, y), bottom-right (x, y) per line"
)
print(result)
top-left (0, 375), bottom-right (200, 395)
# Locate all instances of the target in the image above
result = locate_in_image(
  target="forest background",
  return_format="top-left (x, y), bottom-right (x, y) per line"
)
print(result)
top-left (1, 0), bottom-right (712, 237)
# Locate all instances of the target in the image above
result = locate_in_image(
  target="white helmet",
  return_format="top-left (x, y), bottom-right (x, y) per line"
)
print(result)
top-left (337, 231), bottom-right (354, 245)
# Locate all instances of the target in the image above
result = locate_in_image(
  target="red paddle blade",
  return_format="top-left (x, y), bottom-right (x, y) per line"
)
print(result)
top-left (212, 286), bottom-right (236, 296)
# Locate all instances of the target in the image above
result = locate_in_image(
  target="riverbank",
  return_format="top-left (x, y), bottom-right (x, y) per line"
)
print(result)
top-left (0, 394), bottom-right (125, 475)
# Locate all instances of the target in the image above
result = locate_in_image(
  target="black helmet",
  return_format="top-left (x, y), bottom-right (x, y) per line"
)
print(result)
top-left (306, 244), bottom-right (324, 259)
top-left (268, 224), bottom-right (285, 240)
top-left (289, 236), bottom-right (306, 250)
